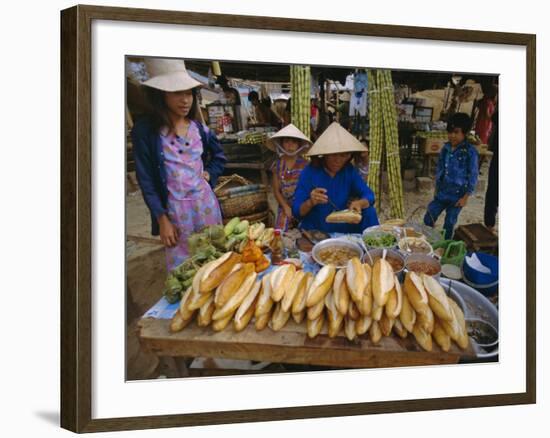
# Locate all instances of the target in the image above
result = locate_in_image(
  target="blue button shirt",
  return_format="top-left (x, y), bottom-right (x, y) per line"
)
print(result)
top-left (292, 163), bottom-right (379, 233)
top-left (435, 141), bottom-right (479, 199)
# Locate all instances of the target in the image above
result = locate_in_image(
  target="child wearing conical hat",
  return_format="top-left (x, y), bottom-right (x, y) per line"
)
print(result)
top-left (266, 124), bottom-right (312, 231)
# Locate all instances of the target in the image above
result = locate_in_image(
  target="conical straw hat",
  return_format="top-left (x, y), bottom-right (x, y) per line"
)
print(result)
top-left (142, 58), bottom-right (202, 92)
top-left (265, 123), bottom-right (312, 152)
top-left (306, 122), bottom-right (367, 156)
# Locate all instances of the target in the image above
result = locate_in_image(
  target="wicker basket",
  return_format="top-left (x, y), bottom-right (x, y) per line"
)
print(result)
top-left (222, 209), bottom-right (271, 226)
top-left (214, 174), bottom-right (268, 219)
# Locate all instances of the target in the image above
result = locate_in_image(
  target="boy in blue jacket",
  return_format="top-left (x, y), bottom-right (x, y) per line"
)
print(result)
top-left (424, 113), bottom-right (479, 239)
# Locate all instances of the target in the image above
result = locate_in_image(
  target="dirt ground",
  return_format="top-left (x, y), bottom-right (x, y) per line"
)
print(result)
top-left (126, 159), bottom-right (497, 379)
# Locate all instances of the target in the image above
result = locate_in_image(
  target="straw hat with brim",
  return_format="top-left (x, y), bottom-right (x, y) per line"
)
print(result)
top-left (306, 122), bottom-right (367, 156)
top-left (265, 123), bottom-right (312, 152)
top-left (141, 58), bottom-right (202, 92)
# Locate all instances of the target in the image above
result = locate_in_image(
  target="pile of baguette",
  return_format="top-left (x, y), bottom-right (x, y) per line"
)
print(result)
top-left (170, 252), bottom-right (470, 353)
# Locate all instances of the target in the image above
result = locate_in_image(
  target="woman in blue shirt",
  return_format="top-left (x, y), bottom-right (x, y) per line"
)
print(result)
top-left (292, 122), bottom-right (379, 233)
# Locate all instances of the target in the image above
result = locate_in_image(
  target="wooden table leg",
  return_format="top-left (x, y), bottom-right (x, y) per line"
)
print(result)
top-left (160, 356), bottom-right (193, 378)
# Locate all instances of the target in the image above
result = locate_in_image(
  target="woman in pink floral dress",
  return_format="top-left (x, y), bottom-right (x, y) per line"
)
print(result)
top-left (132, 58), bottom-right (227, 271)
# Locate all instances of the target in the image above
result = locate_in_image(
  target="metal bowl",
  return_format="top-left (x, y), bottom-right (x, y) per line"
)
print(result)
top-left (361, 226), bottom-right (399, 250)
top-left (363, 248), bottom-right (406, 278)
top-left (439, 278), bottom-right (499, 360)
top-left (398, 236), bottom-right (434, 256)
top-left (465, 318), bottom-right (499, 349)
top-left (312, 238), bottom-right (364, 269)
top-left (404, 253), bottom-right (441, 278)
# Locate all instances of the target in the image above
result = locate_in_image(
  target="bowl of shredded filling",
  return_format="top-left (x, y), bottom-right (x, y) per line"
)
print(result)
top-left (312, 238), bottom-right (365, 268)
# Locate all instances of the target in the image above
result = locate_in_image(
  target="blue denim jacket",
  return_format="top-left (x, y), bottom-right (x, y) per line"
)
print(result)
top-left (131, 117), bottom-right (227, 235)
top-left (435, 141), bottom-right (479, 200)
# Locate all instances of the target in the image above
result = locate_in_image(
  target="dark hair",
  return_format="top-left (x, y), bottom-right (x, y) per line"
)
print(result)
top-left (143, 86), bottom-right (200, 131)
top-left (447, 112), bottom-right (472, 134)
top-left (482, 83), bottom-right (498, 99)
top-left (248, 90), bottom-right (259, 102)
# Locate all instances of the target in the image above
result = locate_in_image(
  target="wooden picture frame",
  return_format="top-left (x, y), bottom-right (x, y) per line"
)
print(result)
top-left (61, 4), bottom-right (536, 433)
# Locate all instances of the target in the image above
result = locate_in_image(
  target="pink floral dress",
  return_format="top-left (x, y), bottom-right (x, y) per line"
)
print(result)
top-left (161, 123), bottom-right (222, 271)
top-left (271, 156), bottom-right (308, 231)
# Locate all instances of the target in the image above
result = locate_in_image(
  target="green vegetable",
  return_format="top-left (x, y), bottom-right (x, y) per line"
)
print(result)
top-left (233, 230), bottom-right (248, 241)
top-left (363, 232), bottom-right (397, 248)
top-left (225, 236), bottom-right (238, 250)
top-left (224, 217), bottom-right (241, 236)
top-left (234, 220), bottom-right (249, 235)
top-left (163, 287), bottom-right (181, 304)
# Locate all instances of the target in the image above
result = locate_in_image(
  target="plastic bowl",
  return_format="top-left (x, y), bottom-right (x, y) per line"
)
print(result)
top-left (463, 252), bottom-right (498, 285)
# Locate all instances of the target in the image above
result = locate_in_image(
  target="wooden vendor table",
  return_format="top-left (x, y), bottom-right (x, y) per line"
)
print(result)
top-left (138, 317), bottom-right (476, 377)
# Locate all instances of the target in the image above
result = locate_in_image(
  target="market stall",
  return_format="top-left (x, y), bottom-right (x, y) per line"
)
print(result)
top-left (138, 218), bottom-right (498, 376)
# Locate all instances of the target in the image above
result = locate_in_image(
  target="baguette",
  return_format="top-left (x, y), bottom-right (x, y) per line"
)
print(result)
top-left (178, 286), bottom-right (195, 320)
top-left (417, 306), bottom-right (435, 334)
top-left (346, 257), bottom-right (367, 303)
top-left (433, 319), bottom-right (451, 352)
top-left (192, 261), bottom-right (214, 295)
top-left (358, 279), bottom-right (373, 316)
top-left (403, 271), bottom-right (430, 314)
top-left (234, 297), bottom-right (258, 332)
top-left (345, 317), bottom-right (357, 341)
top-left (412, 321), bottom-right (433, 351)
top-left (292, 310), bottom-right (306, 324)
top-left (372, 258), bottom-right (394, 306)
top-left (369, 320), bottom-right (382, 344)
top-left (306, 265), bottom-right (336, 307)
top-left (393, 318), bottom-right (408, 339)
top-left (234, 279), bottom-right (262, 322)
top-left (212, 313), bottom-right (233, 331)
top-left (197, 295), bottom-right (215, 327)
top-left (271, 302), bottom-right (291, 331)
top-left (200, 252), bottom-right (241, 293)
top-left (282, 270), bottom-right (307, 312)
top-left (371, 299), bottom-right (383, 321)
top-left (348, 299), bottom-right (360, 320)
top-left (333, 269), bottom-right (350, 315)
top-left (170, 310), bottom-right (192, 333)
top-left (255, 272), bottom-right (274, 317)
top-left (326, 209), bottom-right (362, 224)
top-left (307, 311), bottom-right (325, 338)
top-left (325, 290), bottom-right (344, 338)
top-left (307, 295), bottom-right (326, 320)
top-left (379, 313), bottom-right (395, 337)
top-left (270, 264), bottom-right (296, 302)
top-left (188, 289), bottom-right (213, 311)
top-left (449, 299), bottom-right (469, 349)
top-left (399, 292), bottom-right (416, 333)
top-left (212, 271), bottom-right (257, 321)
top-left (356, 315), bottom-right (372, 335)
top-left (292, 272), bottom-right (313, 313)
top-left (214, 263), bottom-right (255, 307)
top-left (385, 276), bottom-right (403, 319)
top-left (422, 273), bottom-right (453, 322)
top-left (255, 309), bottom-right (272, 331)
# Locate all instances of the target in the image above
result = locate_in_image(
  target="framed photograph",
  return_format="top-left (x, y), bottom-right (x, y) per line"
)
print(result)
top-left (61, 4), bottom-right (536, 433)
